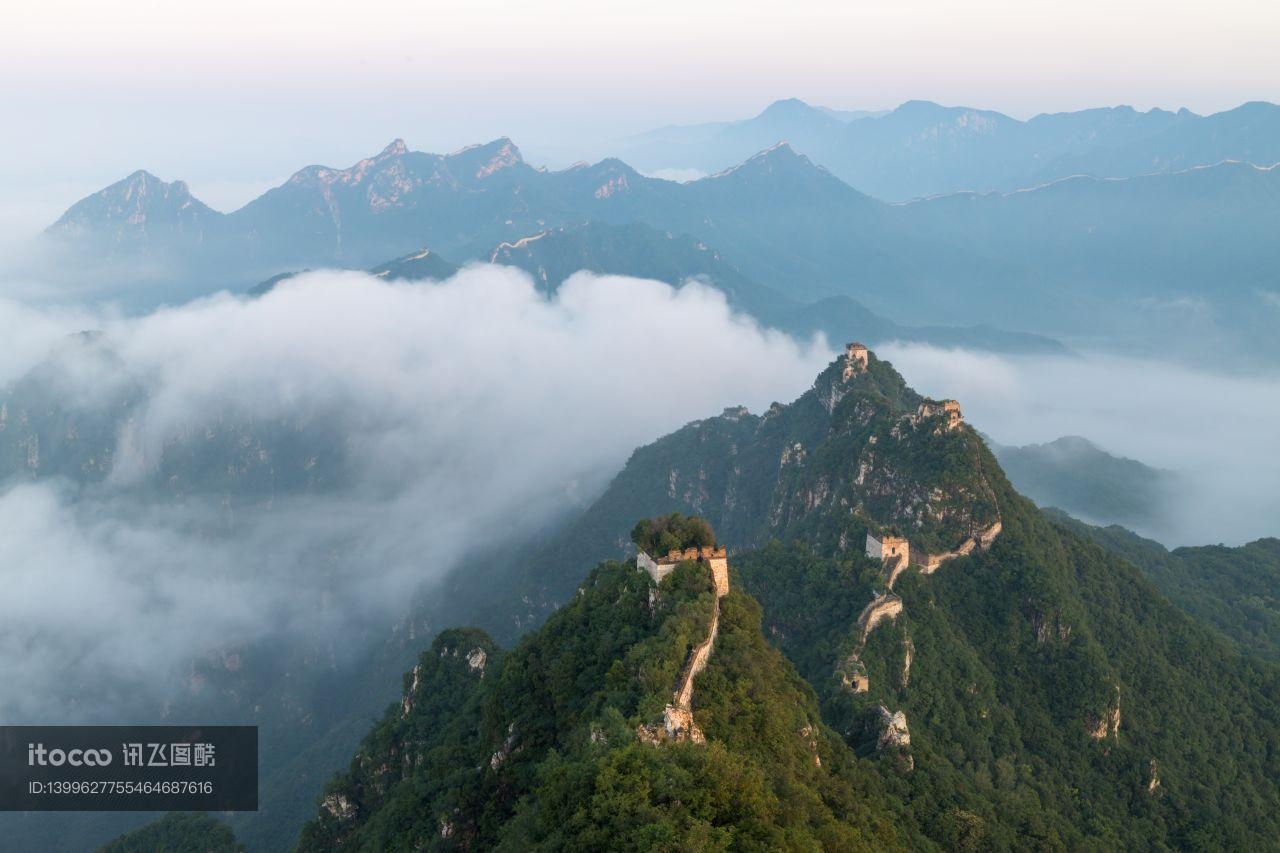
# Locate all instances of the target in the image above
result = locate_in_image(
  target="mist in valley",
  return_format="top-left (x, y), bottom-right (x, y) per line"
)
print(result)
top-left (0, 267), bottom-right (834, 721)
top-left (2, 260), bottom-right (1277, 722)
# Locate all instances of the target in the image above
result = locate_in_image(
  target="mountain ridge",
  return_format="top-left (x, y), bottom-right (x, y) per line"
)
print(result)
top-left (42, 133), bottom-right (1280, 363)
top-left (617, 97), bottom-right (1280, 200)
top-left (279, 344), bottom-right (1280, 850)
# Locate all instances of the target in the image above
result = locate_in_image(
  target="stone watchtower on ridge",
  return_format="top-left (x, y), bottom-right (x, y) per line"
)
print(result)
top-left (632, 513), bottom-right (729, 597)
top-left (638, 546), bottom-right (730, 598)
top-left (866, 531), bottom-right (909, 564)
top-left (843, 342), bottom-right (870, 380)
top-left (916, 399), bottom-right (964, 431)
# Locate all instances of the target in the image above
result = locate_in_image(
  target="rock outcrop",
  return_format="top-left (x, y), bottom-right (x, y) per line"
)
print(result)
top-left (876, 705), bottom-right (911, 749)
top-left (1087, 685), bottom-right (1122, 741)
top-left (322, 793), bottom-right (356, 822)
top-left (875, 704), bottom-right (914, 770)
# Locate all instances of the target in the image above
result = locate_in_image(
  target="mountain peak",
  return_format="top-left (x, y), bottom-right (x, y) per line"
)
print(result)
top-left (720, 141), bottom-right (811, 173)
top-left (123, 168), bottom-right (161, 184)
top-left (895, 99), bottom-right (946, 113)
top-left (446, 137), bottom-right (525, 179)
top-left (81, 169), bottom-right (200, 208)
top-left (697, 140), bottom-right (865, 202)
top-left (111, 170), bottom-right (193, 199)
top-left (758, 139), bottom-right (798, 155)
top-left (377, 138), bottom-right (408, 159)
top-left (44, 167), bottom-right (217, 249)
top-left (758, 97), bottom-right (818, 118)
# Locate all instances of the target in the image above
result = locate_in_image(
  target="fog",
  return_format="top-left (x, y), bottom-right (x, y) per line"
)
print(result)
top-left (0, 267), bottom-right (833, 721)
top-left (5, 272), bottom-right (1279, 722)
top-left (879, 343), bottom-right (1280, 548)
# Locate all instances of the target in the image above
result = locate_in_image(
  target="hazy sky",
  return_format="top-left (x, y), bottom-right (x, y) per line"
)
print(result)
top-left (3, 0), bottom-right (1278, 219)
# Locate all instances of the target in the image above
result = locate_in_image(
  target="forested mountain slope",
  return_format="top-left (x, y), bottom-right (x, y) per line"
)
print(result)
top-left (298, 346), bottom-right (1280, 849)
top-left (1052, 514), bottom-right (1280, 663)
top-left (297, 558), bottom-right (908, 851)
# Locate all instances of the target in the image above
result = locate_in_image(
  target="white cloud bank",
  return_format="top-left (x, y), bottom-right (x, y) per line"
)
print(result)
top-left (5, 272), bottom-right (1278, 722)
top-left (878, 343), bottom-right (1280, 548)
top-left (0, 267), bottom-right (833, 720)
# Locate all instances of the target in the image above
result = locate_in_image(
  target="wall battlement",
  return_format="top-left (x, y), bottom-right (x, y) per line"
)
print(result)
top-left (918, 520), bottom-right (1003, 573)
top-left (857, 593), bottom-right (904, 641)
top-left (638, 546), bottom-right (730, 597)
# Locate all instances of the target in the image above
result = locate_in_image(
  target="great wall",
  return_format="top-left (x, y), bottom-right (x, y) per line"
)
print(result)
top-left (637, 546), bottom-right (730, 743)
top-left (837, 343), bottom-right (1004, 760)
top-left (846, 522), bottom-right (1004, 758)
top-left (638, 546), bottom-right (730, 597)
top-left (640, 344), bottom-right (1006, 756)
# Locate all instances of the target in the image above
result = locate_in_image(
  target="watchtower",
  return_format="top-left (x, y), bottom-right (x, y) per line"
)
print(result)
top-left (866, 531), bottom-right (910, 564)
top-left (638, 545), bottom-right (730, 597)
top-left (843, 342), bottom-right (870, 380)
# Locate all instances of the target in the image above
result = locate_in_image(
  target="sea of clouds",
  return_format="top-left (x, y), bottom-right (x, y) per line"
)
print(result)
top-left (0, 267), bottom-right (833, 721)
top-left (3, 265), bottom-right (1278, 723)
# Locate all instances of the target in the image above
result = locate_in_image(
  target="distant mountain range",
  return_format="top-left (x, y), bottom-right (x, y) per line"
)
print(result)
top-left (253, 221), bottom-right (1068, 355)
top-left (988, 435), bottom-right (1178, 533)
top-left (42, 133), bottom-right (1280, 362)
top-left (617, 97), bottom-right (1280, 200)
top-left (487, 222), bottom-right (1071, 355)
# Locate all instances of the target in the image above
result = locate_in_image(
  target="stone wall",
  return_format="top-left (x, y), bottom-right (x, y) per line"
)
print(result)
top-left (637, 550), bottom-right (673, 586)
top-left (884, 554), bottom-right (910, 590)
top-left (706, 555), bottom-right (730, 597)
top-left (857, 593), bottom-right (904, 642)
top-left (842, 342), bottom-right (869, 380)
top-left (639, 550), bottom-right (731, 744)
top-left (915, 399), bottom-right (964, 431)
top-left (918, 520), bottom-right (1003, 573)
top-left (640, 547), bottom-right (729, 598)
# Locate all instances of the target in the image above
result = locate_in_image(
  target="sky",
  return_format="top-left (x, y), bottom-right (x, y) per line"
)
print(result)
top-left (3, 0), bottom-right (1279, 219)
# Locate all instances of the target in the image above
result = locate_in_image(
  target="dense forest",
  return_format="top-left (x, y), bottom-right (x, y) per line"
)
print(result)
top-left (92, 346), bottom-right (1280, 851)
top-left (97, 813), bottom-right (243, 852)
top-left (296, 558), bottom-right (908, 850)
top-left (631, 512), bottom-right (718, 556)
top-left (1051, 514), bottom-right (1280, 662)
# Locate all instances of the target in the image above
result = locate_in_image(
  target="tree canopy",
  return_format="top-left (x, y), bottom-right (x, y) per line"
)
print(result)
top-left (631, 512), bottom-right (717, 556)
